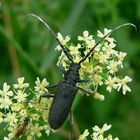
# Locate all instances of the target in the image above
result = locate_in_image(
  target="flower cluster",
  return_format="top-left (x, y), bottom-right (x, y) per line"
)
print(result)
top-left (78, 123), bottom-right (119, 140)
top-left (56, 29), bottom-right (132, 100)
top-left (0, 77), bottom-right (52, 140)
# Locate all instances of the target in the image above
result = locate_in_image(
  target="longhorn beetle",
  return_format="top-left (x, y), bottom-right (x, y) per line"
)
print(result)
top-left (27, 14), bottom-right (136, 130)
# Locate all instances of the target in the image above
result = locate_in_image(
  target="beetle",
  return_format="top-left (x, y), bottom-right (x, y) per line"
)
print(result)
top-left (15, 117), bottom-right (30, 138)
top-left (27, 14), bottom-right (135, 130)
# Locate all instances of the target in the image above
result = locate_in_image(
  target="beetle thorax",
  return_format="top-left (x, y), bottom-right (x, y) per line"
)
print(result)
top-left (64, 63), bottom-right (80, 85)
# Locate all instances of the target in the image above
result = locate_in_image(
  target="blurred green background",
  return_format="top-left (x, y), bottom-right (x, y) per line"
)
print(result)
top-left (0, 0), bottom-right (140, 139)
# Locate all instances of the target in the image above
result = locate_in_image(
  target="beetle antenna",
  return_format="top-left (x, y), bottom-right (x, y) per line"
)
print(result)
top-left (26, 14), bottom-right (73, 63)
top-left (79, 23), bottom-right (136, 64)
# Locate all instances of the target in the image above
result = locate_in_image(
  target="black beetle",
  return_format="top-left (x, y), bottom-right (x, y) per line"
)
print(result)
top-left (27, 14), bottom-right (135, 130)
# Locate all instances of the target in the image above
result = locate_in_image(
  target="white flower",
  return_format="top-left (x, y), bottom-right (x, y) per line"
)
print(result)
top-left (78, 129), bottom-right (89, 140)
top-left (0, 96), bottom-right (12, 109)
top-left (55, 45), bottom-right (62, 51)
top-left (107, 135), bottom-right (119, 140)
top-left (31, 123), bottom-right (42, 137)
top-left (81, 62), bottom-right (94, 74)
top-left (91, 123), bottom-right (111, 140)
top-left (97, 52), bottom-right (109, 64)
top-left (57, 51), bottom-right (68, 69)
top-left (91, 124), bottom-right (119, 140)
top-left (105, 76), bottom-right (118, 92)
top-left (107, 61), bottom-right (120, 74)
top-left (7, 126), bottom-right (17, 139)
top-left (91, 132), bottom-right (98, 140)
top-left (43, 125), bottom-right (51, 136)
top-left (4, 137), bottom-right (10, 140)
top-left (116, 52), bottom-right (127, 62)
top-left (0, 83), bottom-right (13, 97)
top-left (78, 30), bottom-right (93, 42)
top-left (102, 42), bottom-right (117, 56)
top-left (97, 28), bottom-right (114, 43)
top-left (69, 44), bottom-right (81, 56)
top-left (73, 55), bottom-right (81, 63)
top-left (93, 66), bottom-right (103, 74)
top-left (13, 77), bottom-right (29, 89)
top-left (19, 109), bottom-right (27, 116)
top-left (117, 76), bottom-right (132, 95)
top-left (92, 123), bottom-right (111, 135)
top-left (116, 52), bottom-right (127, 68)
top-left (4, 113), bottom-right (17, 126)
top-left (86, 39), bottom-right (96, 49)
top-left (35, 78), bottom-right (49, 95)
top-left (97, 28), bottom-right (111, 37)
top-left (14, 90), bottom-right (28, 102)
top-left (11, 103), bottom-right (24, 112)
top-left (32, 114), bottom-right (40, 121)
top-left (91, 75), bottom-right (103, 86)
top-left (94, 92), bottom-right (105, 101)
top-left (57, 32), bottom-right (70, 46)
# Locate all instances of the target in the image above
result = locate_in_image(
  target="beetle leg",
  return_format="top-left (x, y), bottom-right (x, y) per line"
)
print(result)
top-left (77, 86), bottom-right (93, 95)
top-left (41, 84), bottom-right (57, 103)
top-left (38, 84), bottom-right (57, 102)
top-left (25, 92), bottom-right (54, 104)
top-left (38, 93), bottom-right (54, 103)
top-left (78, 79), bottom-right (89, 83)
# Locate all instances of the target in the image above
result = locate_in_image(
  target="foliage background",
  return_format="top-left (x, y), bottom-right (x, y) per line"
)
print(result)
top-left (0, 0), bottom-right (140, 139)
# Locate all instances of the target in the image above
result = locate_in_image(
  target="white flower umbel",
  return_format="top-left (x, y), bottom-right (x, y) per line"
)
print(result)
top-left (0, 77), bottom-right (51, 139)
top-left (56, 28), bottom-right (132, 98)
top-left (91, 123), bottom-right (119, 140)
top-left (78, 123), bottom-right (119, 140)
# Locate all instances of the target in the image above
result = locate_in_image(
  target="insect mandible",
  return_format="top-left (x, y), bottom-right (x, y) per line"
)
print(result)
top-left (27, 14), bottom-right (135, 130)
